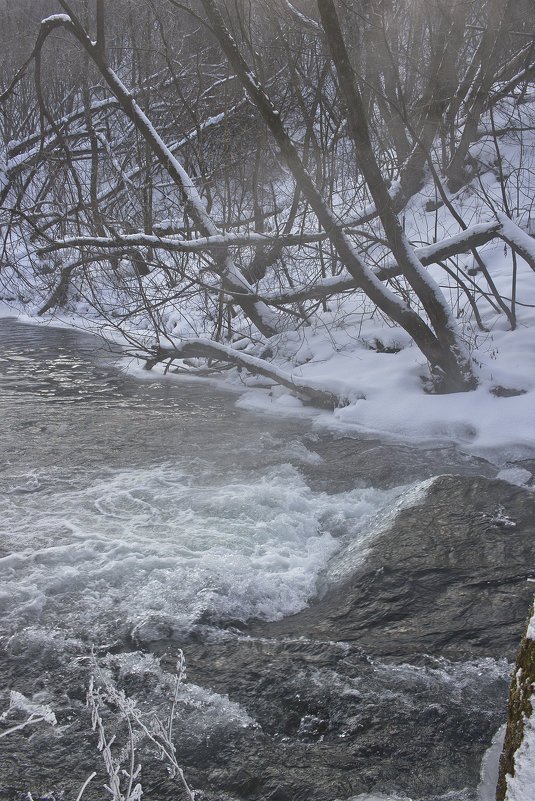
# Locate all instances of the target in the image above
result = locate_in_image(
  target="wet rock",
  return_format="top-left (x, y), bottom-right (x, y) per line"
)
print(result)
top-left (255, 475), bottom-right (535, 661)
top-left (161, 475), bottom-right (535, 800)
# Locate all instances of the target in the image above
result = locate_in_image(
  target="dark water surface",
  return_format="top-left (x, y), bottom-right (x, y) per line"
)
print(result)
top-left (1, 317), bottom-right (533, 801)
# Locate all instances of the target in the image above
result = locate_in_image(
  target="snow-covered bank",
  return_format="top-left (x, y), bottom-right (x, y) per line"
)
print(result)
top-left (234, 300), bottom-right (535, 466)
top-left (224, 225), bottom-right (535, 466)
top-left (3, 239), bottom-right (535, 469)
top-left (128, 235), bottom-right (533, 468)
top-left (3, 97), bottom-right (535, 468)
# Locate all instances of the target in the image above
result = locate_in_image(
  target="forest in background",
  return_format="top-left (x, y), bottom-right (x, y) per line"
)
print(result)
top-left (1, 0), bottom-right (534, 405)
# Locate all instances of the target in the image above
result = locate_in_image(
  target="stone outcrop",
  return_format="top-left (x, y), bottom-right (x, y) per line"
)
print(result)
top-left (496, 598), bottom-right (535, 801)
top-left (170, 474), bottom-right (535, 800)
top-left (254, 475), bottom-right (535, 661)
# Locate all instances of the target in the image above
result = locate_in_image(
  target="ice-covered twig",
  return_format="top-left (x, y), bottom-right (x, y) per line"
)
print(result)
top-left (88, 652), bottom-right (195, 801)
top-left (0, 690), bottom-right (57, 738)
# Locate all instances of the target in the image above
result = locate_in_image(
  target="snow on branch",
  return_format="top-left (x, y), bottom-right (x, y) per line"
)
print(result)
top-left (497, 214), bottom-right (535, 272)
top-left (38, 219), bottom-right (507, 312)
top-left (263, 220), bottom-right (505, 304)
top-left (39, 216), bottom-right (504, 264)
top-left (30, 8), bottom-right (279, 339)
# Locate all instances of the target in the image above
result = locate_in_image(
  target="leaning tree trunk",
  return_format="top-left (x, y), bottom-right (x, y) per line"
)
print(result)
top-left (316, 0), bottom-right (475, 391)
top-left (199, 0), bottom-right (476, 392)
top-left (36, 5), bottom-right (280, 340)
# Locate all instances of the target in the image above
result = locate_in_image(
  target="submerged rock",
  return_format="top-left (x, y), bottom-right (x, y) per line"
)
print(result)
top-left (300, 435), bottom-right (496, 491)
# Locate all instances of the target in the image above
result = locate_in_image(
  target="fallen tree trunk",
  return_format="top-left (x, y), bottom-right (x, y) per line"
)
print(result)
top-left (146, 339), bottom-right (345, 409)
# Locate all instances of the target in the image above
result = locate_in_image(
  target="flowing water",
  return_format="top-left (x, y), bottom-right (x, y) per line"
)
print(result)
top-left (0, 317), bottom-right (528, 801)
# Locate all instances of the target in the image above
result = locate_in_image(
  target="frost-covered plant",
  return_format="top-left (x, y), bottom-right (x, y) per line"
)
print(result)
top-left (0, 690), bottom-right (97, 799)
top-left (87, 650), bottom-right (195, 801)
top-left (0, 689), bottom-right (57, 738)
top-left (1, 651), bottom-right (194, 801)
top-left (87, 677), bottom-right (143, 801)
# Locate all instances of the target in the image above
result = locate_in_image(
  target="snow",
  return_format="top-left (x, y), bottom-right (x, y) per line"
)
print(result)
top-left (0, 144), bottom-right (7, 192)
top-left (504, 610), bottom-right (535, 801)
top-left (1, 7), bottom-right (528, 477)
top-left (100, 148), bottom-right (535, 467)
top-left (2, 690), bottom-right (56, 726)
top-left (283, 0), bottom-right (321, 31)
top-left (496, 467), bottom-right (533, 486)
top-left (6, 235), bottom-right (533, 466)
top-left (478, 725), bottom-right (506, 801)
top-left (1, 23), bottom-right (535, 801)
top-left (41, 14), bottom-right (71, 24)
top-left (2, 32), bottom-right (535, 467)
top-left (231, 269), bottom-right (535, 465)
top-left (497, 213), bottom-right (535, 264)
top-left (527, 603), bottom-right (535, 643)
top-left (0, 301), bottom-right (19, 318)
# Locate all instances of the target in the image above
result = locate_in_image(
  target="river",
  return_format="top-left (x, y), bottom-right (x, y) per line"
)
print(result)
top-left (1, 317), bottom-right (534, 801)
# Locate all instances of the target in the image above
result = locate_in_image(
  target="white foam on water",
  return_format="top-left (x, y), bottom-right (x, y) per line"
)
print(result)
top-left (305, 655), bottom-right (510, 717)
top-left (322, 477), bottom-right (437, 585)
top-left (374, 656), bottom-right (511, 700)
top-left (339, 794), bottom-right (474, 801)
top-left (337, 795), bottom-right (410, 801)
top-left (0, 461), bottom-right (406, 644)
top-left (98, 651), bottom-right (258, 735)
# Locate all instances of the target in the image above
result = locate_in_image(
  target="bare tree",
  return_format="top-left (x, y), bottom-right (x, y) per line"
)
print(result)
top-left (1, 0), bottom-right (534, 403)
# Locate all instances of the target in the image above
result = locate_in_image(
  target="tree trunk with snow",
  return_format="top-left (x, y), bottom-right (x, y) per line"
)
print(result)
top-left (199, 0), bottom-right (476, 391)
top-left (496, 598), bottom-right (535, 801)
top-left (37, 7), bottom-right (279, 340)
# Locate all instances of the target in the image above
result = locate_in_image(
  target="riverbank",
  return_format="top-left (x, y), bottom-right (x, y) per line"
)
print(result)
top-left (3, 234), bottom-right (534, 474)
